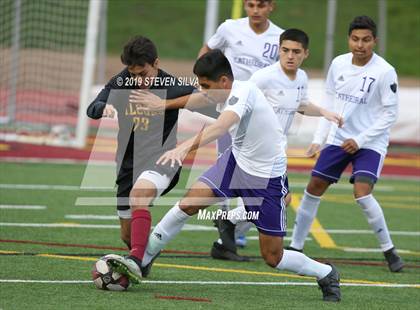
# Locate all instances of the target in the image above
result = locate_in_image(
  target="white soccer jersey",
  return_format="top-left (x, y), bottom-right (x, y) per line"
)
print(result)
top-left (250, 62), bottom-right (309, 134)
top-left (219, 80), bottom-right (287, 178)
top-left (207, 17), bottom-right (284, 81)
top-left (313, 53), bottom-right (399, 156)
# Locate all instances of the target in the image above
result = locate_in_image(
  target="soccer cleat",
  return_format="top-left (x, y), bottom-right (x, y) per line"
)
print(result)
top-left (235, 235), bottom-right (247, 248)
top-left (108, 255), bottom-right (142, 284)
top-left (210, 242), bottom-right (250, 262)
top-left (384, 247), bottom-right (404, 272)
top-left (285, 246), bottom-right (303, 253)
top-left (140, 251), bottom-right (161, 278)
top-left (317, 263), bottom-right (341, 302)
top-left (214, 218), bottom-right (237, 253)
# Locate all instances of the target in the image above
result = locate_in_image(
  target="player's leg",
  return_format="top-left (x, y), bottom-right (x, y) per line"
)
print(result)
top-left (289, 145), bottom-right (351, 251)
top-left (109, 170), bottom-right (172, 282)
top-left (351, 149), bottom-right (403, 272)
top-left (248, 174), bottom-right (340, 302)
top-left (141, 181), bottom-right (223, 274)
top-left (116, 170), bottom-right (133, 249)
top-left (258, 233), bottom-right (340, 302)
top-left (143, 148), bottom-right (239, 273)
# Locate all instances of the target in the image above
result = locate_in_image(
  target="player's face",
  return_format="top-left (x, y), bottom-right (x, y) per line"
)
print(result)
top-left (348, 29), bottom-right (377, 65)
top-left (127, 59), bottom-right (159, 89)
top-left (279, 40), bottom-right (308, 74)
top-left (244, 0), bottom-right (273, 26)
top-left (198, 76), bottom-right (230, 103)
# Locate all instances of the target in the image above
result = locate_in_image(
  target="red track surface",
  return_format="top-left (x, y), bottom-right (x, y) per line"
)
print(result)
top-left (1, 140), bottom-right (418, 177)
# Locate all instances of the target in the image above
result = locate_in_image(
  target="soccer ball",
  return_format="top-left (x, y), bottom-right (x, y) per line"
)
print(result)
top-left (92, 254), bottom-right (130, 291)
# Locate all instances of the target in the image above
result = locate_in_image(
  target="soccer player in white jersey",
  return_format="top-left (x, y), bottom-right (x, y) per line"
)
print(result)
top-left (198, 0), bottom-right (284, 81)
top-left (109, 50), bottom-right (341, 302)
top-left (288, 16), bottom-right (404, 272)
top-left (199, 0), bottom-right (284, 258)
top-left (214, 29), bottom-right (344, 249)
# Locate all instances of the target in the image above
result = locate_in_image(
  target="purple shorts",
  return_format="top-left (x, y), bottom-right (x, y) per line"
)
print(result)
top-left (199, 148), bottom-right (289, 237)
top-left (312, 145), bottom-right (385, 184)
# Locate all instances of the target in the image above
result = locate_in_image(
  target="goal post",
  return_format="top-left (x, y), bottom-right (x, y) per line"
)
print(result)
top-left (0, 0), bottom-right (101, 148)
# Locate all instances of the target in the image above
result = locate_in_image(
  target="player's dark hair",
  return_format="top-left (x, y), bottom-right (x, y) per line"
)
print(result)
top-left (280, 28), bottom-right (309, 49)
top-left (348, 16), bottom-right (377, 38)
top-left (120, 36), bottom-right (158, 66)
top-left (193, 49), bottom-right (234, 81)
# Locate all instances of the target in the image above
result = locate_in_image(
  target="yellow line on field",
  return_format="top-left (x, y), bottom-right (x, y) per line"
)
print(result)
top-left (290, 195), bottom-right (337, 249)
top-left (0, 250), bottom-right (20, 254)
top-left (37, 254), bottom-right (96, 262)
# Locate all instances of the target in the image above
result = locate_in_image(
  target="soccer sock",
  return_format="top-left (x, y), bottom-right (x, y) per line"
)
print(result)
top-left (235, 222), bottom-right (253, 239)
top-left (142, 202), bottom-right (190, 266)
top-left (129, 209), bottom-right (151, 261)
top-left (290, 190), bottom-right (321, 250)
top-left (228, 201), bottom-right (246, 225)
top-left (276, 250), bottom-right (332, 280)
top-left (356, 194), bottom-right (394, 251)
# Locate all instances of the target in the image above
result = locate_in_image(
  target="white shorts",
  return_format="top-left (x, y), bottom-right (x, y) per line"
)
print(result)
top-left (117, 170), bottom-right (171, 219)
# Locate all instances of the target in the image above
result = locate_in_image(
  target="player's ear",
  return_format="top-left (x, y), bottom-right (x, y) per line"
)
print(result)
top-left (304, 49), bottom-right (309, 60)
top-left (152, 58), bottom-right (159, 68)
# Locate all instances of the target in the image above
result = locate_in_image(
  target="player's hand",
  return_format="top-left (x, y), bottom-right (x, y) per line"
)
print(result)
top-left (156, 147), bottom-right (188, 168)
top-left (129, 90), bottom-right (165, 111)
top-left (321, 109), bottom-right (344, 128)
top-left (305, 143), bottom-right (321, 158)
top-left (102, 104), bottom-right (117, 118)
top-left (341, 139), bottom-right (359, 154)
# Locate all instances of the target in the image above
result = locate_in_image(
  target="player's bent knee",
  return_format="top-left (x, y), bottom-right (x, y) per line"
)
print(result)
top-left (262, 252), bottom-right (283, 268)
top-left (129, 187), bottom-right (156, 209)
top-left (179, 202), bottom-right (201, 216)
top-left (306, 177), bottom-right (329, 196)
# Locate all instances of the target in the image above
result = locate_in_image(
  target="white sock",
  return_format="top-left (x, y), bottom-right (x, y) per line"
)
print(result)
top-left (276, 250), bottom-right (332, 280)
top-left (142, 202), bottom-right (190, 266)
top-left (235, 222), bottom-right (253, 239)
top-left (356, 194), bottom-right (394, 251)
top-left (290, 190), bottom-right (321, 250)
top-left (229, 200), bottom-right (247, 225)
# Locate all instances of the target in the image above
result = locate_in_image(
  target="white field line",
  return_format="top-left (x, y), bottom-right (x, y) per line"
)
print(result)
top-left (0, 205), bottom-right (46, 210)
top-left (0, 279), bottom-right (418, 288)
top-left (0, 183), bottom-right (395, 192)
top-left (2, 221), bottom-right (419, 237)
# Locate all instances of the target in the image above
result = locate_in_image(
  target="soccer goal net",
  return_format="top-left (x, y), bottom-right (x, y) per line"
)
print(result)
top-left (0, 0), bottom-right (100, 147)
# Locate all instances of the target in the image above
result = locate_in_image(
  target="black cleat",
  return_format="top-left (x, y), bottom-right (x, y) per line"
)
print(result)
top-left (285, 246), bottom-right (303, 253)
top-left (317, 263), bottom-right (341, 302)
top-left (140, 251), bottom-right (161, 278)
top-left (214, 218), bottom-right (237, 253)
top-left (384, 247), bottom-right (404, 272)
top-left (210, 242), bottom-right (250, 262)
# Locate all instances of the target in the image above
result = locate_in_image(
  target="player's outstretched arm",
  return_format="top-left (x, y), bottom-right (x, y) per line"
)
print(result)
top-left (157, 111), bottom-right (239, 167)
top-left (298, 102), bottom-right (343, 127)
top-left (129, 90), bottom-right (214, 111)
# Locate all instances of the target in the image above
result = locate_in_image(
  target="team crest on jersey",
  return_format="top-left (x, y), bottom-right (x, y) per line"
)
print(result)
top-left (229, 96), bottom-right (239, 105)
top-left (390, 83), bottom-right (397, 93)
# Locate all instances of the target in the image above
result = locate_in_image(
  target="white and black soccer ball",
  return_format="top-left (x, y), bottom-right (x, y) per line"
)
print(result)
top-left (92, 254), bottom-right (130, 291)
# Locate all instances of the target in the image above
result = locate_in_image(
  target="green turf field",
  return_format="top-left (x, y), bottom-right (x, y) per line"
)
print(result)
top-left (107, 0), bottom-right (420, 77)
top-left (0, 162), bottom-right (419, 309)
